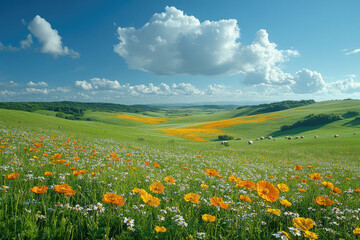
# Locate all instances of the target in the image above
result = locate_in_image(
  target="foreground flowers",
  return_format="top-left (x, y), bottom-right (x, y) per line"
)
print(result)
top-left (292, 217), bottom-right (314, 231)
top-left (54, 184), bottom-right (76, 196)
top-left (315, 196), bottom-right (334, 206)
top-left (256, 181), bottom-right (279, 202)
top-left (184, 193), bottom-right (200, 203)
top-left (155, 226), bottom-right (166, 232)
top-left (6, 173), bottom-right (20, 179)
top-left (202, 214), bottom-right (216, 222)
top-left (102, 193), bottom-right (125, 206)
top-left (31, 186), bottom-right (48, 194)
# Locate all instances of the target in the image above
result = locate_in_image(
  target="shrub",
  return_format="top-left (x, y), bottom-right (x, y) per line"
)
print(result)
top-left (217, 135), bottom-right (234, 141)
top-left (280, 113), bottom-right (342, 131)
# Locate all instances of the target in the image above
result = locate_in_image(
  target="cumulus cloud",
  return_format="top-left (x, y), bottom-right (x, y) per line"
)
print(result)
top-left (291, 69), bottom-right (326, 94)
top-left (328, 77), bottom-right (360, 93)
top-left (20, 34), bottom-right (33, 49)
top-left (28, 15), bottom-right (79, 58)
top-left (114, 6), bottom-right (298, 78)
top-left (0, 42), bottom-right (20, 52)
top-left (0, 90), bottom-right (16, 96)
top-left (27, 81), bottom-right (48, 87)
top-left (345, 49), bottom-right (360, 55)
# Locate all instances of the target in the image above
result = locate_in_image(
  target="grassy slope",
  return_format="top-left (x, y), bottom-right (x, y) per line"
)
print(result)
top-left (1, 100), bottom-right (359, 144)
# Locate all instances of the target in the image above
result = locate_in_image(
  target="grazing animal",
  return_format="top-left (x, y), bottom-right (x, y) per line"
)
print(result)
top-left (221, 141), bottom-right (228, 145)
top-left (334, 134), bottom-right (339, 138)
top-left (314, 135), bottom-right (318, 138)
top-left (260, 136), bottom-right (265, 140)
top-left (256, 138), bottom-right (260, 141)
top-left (273, 138), bottom-right (276, 141)
top-left (301, 136), bottom-right (304, 138)
top-left (288, 137), bottom-right (292, 140)
top-left (295, 136), bottom-right (300, 139)
top-left (268, 136), bottom-right (272, 139)
top-left (248, 141), bottom-right (253, 145)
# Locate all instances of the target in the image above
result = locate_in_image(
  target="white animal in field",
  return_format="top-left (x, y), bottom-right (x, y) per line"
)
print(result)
top-left (295, 136), bottom-right (300, 139)
top-left (288, 137), bottom-right (292, 140)
top-left (248, 140), bottom-right (253, 145)
top-left (221, 141), bottom-right (228, 145)
top-left (314, 135), bottom-right (318, 138)
top-left (260, 136), bottom-right (265, 140)
top-left (334, 134), bottom-right (339, 138)
top-left (301, 136), bottom-right (304, 138)
top-left (268, 136), bottom-right (272, 139)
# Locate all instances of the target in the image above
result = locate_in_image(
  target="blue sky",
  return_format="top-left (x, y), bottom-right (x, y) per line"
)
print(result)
top-left (1, 0), bottom-right (359, 104)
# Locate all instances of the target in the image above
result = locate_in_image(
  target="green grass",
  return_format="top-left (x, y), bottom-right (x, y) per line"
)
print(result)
top-left (0, 100), bottom-right (359, 239)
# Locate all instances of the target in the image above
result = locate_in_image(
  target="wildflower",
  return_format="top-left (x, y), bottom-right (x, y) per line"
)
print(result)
top-left (267, 208), bottom-right (281, 216)
top-left (141, 193), bottom-right (161, 206)
top-left (184, 193), bottom-right (200, 203)
top-left (304, 230), bottom-right (318, 239)
top-left (272, 231), bottom-right (291, 240)
top-left (237, 180), bottom-right (255, 190)
top-left (164, 176), bottom-right (175, 183)
top-left (202, 214), bottom-right (216, 222)
top-left (355, 189), bottom-right (360, 193)
top-left (256, 181), bottom-right (279, 202)
top-left (293, 217), bottom-right (314, 231)
top-left (294, 165), bottom-right (303, 170)
top-left (280, 199), bottom-right (292, 207)
top-left (200, 184), bottom-right (209, 189)
top-left (31, 186), bottom-right (48, 194)
top-left (102, 193), bottom-right (125, 206)
top-left (44, 172), bottom-right (53, 176)
top-left (308, 173), bottom-right (322, 181)
top-left (149, 182), bottom-right (165, 194)
top-left (155, 226), bottom-right (166, 232)
top-left (297, 188), bottom-right (307, 192)
top-left (321, 181), bottom-right (334, 189)
top-left (54, 184), bottom-right (72, 193)
top-left (315, 196), bottom-right (334, 206)
top-left (204, 168), bottom-right (219, 176)
top-left (240, 195), bottom-right (251, 203)
top-left (353, 228), bottom-right (360, 235)
top-left (6, 173), bottom-right (20, 179)
top-left (288, 227), bottom-right (302, 236)
top-left (277, 183), bottom-right (289, 192)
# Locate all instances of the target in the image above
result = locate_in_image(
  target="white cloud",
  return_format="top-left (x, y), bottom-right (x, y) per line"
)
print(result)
top-left (26, 87), bottom-right (50, 95)
top-left (0, 81), bottom-right (18, 87)
top-left (345, 49), bottom-right (360, 55)
top-left (28, 15), bottom-right (79, 58)
top-left (20, 34), bottom-right (33, 49)
top-left (0, 42), bottom-right (19, 52)
top-left (114, 6), bottom-right (298, 77)
top-left (27, 81), bottom-right (48, 87)
top-left (291, 68), bottom-right (326, 94)
top-left (328, 77), bottom-right (360, 93)
top-left (75, 80), bottom-right (93, 90)
top-left (0, 90), bottom-right (16, 96)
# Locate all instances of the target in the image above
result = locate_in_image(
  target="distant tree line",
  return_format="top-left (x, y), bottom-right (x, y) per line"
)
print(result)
top-left (0, 101), bottom-right (157, 120)
top-left (280, 113), bottom-right (342, 131)
top-left (237, 100), bottom-right (315, 114)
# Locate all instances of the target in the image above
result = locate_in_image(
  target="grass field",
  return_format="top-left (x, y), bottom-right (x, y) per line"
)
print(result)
top-left (0, 100), bottom-right (359, 239)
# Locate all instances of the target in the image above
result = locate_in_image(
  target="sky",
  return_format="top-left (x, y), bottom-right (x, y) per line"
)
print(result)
top-left (0, 0), bottom-right (360, 104)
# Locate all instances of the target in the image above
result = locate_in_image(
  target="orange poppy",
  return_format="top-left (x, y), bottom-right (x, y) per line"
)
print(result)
top-left (6, 173), bottom-right (20, 180)
top-left (184, 193), bottom-right (200, 203)
top-left (149, 182), bottom-right (165, 194)
top-left (315, 196), bottom-right (334, 206)
top-left (31, 186), bottom-right (48, 194)
top-left (102, 193), bottom-right (125, 206)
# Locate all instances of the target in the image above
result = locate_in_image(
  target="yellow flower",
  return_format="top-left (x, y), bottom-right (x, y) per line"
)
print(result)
top-left (184, 193), bottom-right (200, 203)
top-left (102, 193), bottom-right (125, 206)
top-left (31, 186), bottom-right (48, 194)
top-left (240, 195), bottom-right (251, 203)
top-left (304, 230), bottom-right (318, 239)
top-left (293, 217), bottom-right (314, 231)
top-left (202, 214), bottom-right (216, 222)
top-left (200, 184), bottom-right (209, 189)
top-left (44, 171), bottom-right (53, 176)
top-left (353, 228), bottom-right (360, 235)
top-left (132, 188), bottom-right (147, 196)
top-left (141, 193), bottom-right (161, 206)
top-left (256, 181), bottom-right (279, 202)
top-left (6, 173), bottom-right (20, 180)
top-left (237, 180), bottom-right (255, 190)
top-left (267, 208), bottom-right (281, 216)
top-left (204, 168), bottom-right (219, 176)
top-left (277, 183), bottom-right (289, 192)
top-left (164, 176), bottom-right (175, 183)
top-left (280, 199), bottom-right (292, 207)
top-left (155, 226), bottom-right (166, 233)
top-left (308, 173), bottom-right (322, 181)
top-left (149, 181), bottom-right (165, 194)
top-left (321, 181), bottom-right (334, 189)
top-left (315, 196), bottom-right (334, 206)
top-left (294, 165), bottom-right (303, 170)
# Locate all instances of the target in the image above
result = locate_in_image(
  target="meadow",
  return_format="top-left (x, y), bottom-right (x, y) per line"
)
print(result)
top-left (0, 100), bottom-right (360, 239)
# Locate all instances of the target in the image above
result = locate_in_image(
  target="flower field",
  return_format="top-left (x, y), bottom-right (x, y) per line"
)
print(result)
top-left (110, 114), bottom-right (168, 125)
top-left (0, 124), bottom-right (359, 239)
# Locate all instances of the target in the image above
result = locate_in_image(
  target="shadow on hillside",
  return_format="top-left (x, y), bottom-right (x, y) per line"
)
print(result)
top-left (342, 118), bottom-right (360, 127)
top-left (270, 125), bottom-right (325, 137)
